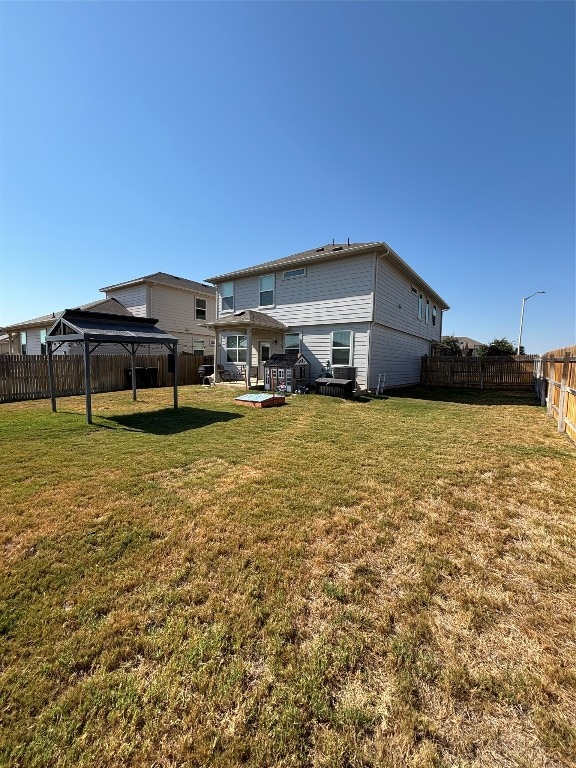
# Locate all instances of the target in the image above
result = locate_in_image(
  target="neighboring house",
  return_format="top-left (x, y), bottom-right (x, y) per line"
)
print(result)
top-left (0, 298), bottom-right (133, 355)
top-left (443, 336), bottom-right (484, 356)
top-left (100, 272), bottom-right (216, 356)
top-left (205, 241), bottom-right (449, 390)
top-left (0, 334), bottom-right (10, 354)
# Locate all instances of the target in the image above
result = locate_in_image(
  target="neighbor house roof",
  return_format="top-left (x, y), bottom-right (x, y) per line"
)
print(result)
top-left (100, 272), bottom-right (215, 295)
top-left (205, 242), bottom-right (449, 310)
top-left (0, 298), bottom-right (132, 333)
top-left (443, 336), bottom-right (483, 348)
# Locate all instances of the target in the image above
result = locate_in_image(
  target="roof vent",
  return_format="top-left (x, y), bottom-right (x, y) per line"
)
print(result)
top-left (332, 246), bottom-right (343, 252)
top-left (315, 247), bottom-right (324, 252)
top-left (233, 311), bottom-right (246, 316)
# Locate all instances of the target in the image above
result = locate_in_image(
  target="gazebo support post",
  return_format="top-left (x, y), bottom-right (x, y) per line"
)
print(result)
top-left (83, 340), bottom-right (93, 424)
top-left (47, 343), bottom-right (57, 413)
top-left (173, 343), bottom-right (179, 409)
top-left (130, 345), bottom-right (137, 401)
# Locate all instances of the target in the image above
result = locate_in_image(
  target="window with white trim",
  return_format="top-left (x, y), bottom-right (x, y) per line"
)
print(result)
top-left (259, 274), bottom-right (274, 306)
top-left (40, 329), bottom-right (47, 355)
top-left (425, 299), bottom-right (430, 324)
top-left (221, 282), bottom-right (234, 312)
top-left (284, 333), bottom-right (300, 351)
top-left (331, 330), bottom-right (353, 366)
top-left (432, 305), bottom-right (437, 327)
top-left (20, 331), bottom-right (27, 355)
top-left (193, 338), bottom-right (205, 356)
top-left (418, 293), bottom-right (423, 321)
top-left (195, 297), bottom-right (207, 320)
top-left (225, 334), bottom-right (247, 363)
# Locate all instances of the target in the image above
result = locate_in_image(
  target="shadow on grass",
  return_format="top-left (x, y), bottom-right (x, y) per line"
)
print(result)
top-left (381, 386), bottom-right (541, 407)
top-left (103, 406), bottom-right (243, 434)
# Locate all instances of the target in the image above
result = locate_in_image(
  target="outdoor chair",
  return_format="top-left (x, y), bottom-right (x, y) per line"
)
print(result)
top-left (217, 365), bottom-right (236, 382)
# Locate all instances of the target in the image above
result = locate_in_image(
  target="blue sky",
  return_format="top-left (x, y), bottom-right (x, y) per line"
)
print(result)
top-left (0, 1), bottom-right (574, 353)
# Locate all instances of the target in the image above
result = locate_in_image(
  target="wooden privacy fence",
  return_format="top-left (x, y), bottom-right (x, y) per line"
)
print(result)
top-left (0, 354), bottom-right (204, 404)
top-left (421, 355), bottom-right (539, 389)
top-left (538, 346), bottom-right (576, 445)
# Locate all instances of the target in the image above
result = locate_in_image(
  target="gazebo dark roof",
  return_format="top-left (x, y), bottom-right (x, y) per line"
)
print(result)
top-left (47, 308), bottom-right (178, 346)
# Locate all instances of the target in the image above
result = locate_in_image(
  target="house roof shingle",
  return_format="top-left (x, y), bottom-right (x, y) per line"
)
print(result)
top-left (100, 272), bottom-right (215, 295)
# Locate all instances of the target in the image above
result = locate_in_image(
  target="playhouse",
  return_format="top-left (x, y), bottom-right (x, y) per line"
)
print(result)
top-left (263, 352), bottom-right (310, 393)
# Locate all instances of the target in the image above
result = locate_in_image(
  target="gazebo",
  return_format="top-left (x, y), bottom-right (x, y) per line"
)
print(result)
top-left (46, 308), bottom-right (179, 424)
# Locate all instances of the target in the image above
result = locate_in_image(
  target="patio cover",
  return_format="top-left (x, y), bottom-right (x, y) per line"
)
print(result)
top-left (208, 309), bottom-right (288, 333)
top-left (207, 310), bottom-right (288, 386)
top-left (46, 308), bottom-right (179, 424)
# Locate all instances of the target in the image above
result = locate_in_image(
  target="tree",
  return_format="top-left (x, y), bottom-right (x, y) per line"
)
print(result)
top-left (440, 335), bottom-right (463, 356)
top-left (478, 338), bottom-right (520, 356)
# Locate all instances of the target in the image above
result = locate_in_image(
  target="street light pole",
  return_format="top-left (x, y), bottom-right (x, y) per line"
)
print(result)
top-left (517, 291), bottom-right (545, 355)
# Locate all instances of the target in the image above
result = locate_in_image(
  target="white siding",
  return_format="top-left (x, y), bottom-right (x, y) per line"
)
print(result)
top-left (105, 285), bottom-right (147, 316)
top-left (368, 324), bottom-right (431, 389)
top-left (374, 257), bottom-right (442, 343)
top-left (23, 328), bottom-right (45, 355)
top-left (218, 254), bottom-right (375, 325)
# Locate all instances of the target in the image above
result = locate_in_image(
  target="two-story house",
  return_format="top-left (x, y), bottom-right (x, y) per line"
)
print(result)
top-left (205, 242), bottom-right (449, 391)
top-left (100, 272), bottom-right (216, 356)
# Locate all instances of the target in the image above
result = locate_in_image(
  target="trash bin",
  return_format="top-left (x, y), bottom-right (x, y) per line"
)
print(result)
top-left (314, 377), bottom-right (355, 398)
top-left (125, 367), bottom-right (159, 389)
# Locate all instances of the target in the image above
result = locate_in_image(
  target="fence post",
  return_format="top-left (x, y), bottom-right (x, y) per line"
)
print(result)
top-left (557, 351), bottom-right (570, 434)
top-left (421, 356), bottom-right (428, 385)
top-left (536, 356), bottom-right (546, 406)
top-left (547, 357), bottom-right (555, 416)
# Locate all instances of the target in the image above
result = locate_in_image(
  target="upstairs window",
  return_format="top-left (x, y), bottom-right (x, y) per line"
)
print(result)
top-left (195, 297), bottom-right (207, 320)
top-left (283, 267), bottom-right (306, 279)
top-left (425, 299), bottom-right (430, 324)
top-left (226, 334), bottom-right (247, 363)
top-left (418, 293), bottom-right (423, 321)
top-left (40, 329), bottom-right (47, 355)
top-left (221, 282), bottom-right (234, 312)
top-left (259, 275), bottom-right (274, 307)
top-left (432, 305), bottom-right (437, 327)
top-left (285, 333), bottom-right (300, 351)
top-left (331, 330), bottom-right (353, 366)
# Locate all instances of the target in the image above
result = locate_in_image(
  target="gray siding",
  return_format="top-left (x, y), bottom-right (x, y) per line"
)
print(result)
top-left (105, 285), bottom-right (147, 316)
top-left (374, 257), bottom-right (442, 343)
top-left (298, 323), bottom-right (370, 387)
top-left (368, 324), bottom-right (431, 389)
top-left (218, 254), bottom-right (375, 325)
top-left (215, 322), bottom-right (370, 388)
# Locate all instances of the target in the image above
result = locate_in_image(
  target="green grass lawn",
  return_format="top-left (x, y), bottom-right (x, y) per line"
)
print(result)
top-left (1, 386), bottom-right (575, 768)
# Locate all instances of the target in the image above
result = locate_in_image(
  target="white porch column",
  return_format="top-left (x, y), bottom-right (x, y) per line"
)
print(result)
top-left (245, 327), bottom-right (252, 390)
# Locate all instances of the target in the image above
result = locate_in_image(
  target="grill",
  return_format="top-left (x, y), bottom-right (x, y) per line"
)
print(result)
top-left (198, 364), bottom-right (214, 384)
